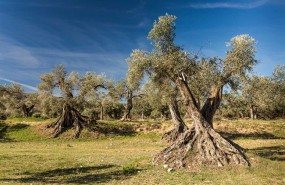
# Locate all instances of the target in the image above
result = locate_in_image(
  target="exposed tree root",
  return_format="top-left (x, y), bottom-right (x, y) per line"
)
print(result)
top-left (46, 103), bottom-right (96, 139)
top-left (153, 125), bottom-right (249, 170)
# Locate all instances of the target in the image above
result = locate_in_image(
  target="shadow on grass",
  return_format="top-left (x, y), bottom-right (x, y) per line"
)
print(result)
top-left (42, 121), bottom-right (137, 139)
top-left (219, 131), bottom-right (284, 140)
top-left (0, 123), bottom-right (36, 142)
top-left (0, 121), bottom-right (8, 142)
top-left (8, 123), bottom-right (29, 131)
top-left (1, 164), bottom-right (141, 184)
top-left (0, 123), bottom-right (30, 142)
top-left (88, 122), bottom-right (136, 136)
top-left (250, 146), bottom-right (285, 161)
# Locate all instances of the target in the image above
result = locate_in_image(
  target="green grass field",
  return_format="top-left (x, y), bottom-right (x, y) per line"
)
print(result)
top-left (0, 119), bottom-right (284, 184)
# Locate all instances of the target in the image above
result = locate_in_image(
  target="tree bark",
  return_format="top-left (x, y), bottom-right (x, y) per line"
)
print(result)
top-left (141, 113), bottom-right (145, 120)
top-left (121, 90), bottom-right (133, 121)
top-left (200, 84), bottom-right (223, 128)
top-left (100, 103), bottom-right (104, 120)
top-left (46, 103), bottom-right (96, 139)
top-left (162, 100), bottom-right (188, 143)
top-left (22, 104), bottom-right (35, 117)
top-left (239, 112), bottom-right (244, 119)
top-left (249, 105), bottom-right (257, 120)
top-left (153, 78), bottom-right (249, 169)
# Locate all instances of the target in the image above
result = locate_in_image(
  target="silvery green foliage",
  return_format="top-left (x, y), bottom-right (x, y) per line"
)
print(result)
top-left (80, 72), bottom-right (106, 99)
top-left (220, 65), bottom-right (285, 119)
top-left (272, 65), bottom-right (285, 83)
top-left (0, 83), bottom-right (38, 117)
top-left (127, 14), bottom-right (257, 113)
top-left (224, 34), bottom-right (257, 78)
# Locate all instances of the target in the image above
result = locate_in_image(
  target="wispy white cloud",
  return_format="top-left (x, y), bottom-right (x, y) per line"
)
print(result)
top-left (0, 77), bottom-right (38, 92)
top-left (188, 0), bottom-right (268, 9)
top-left (0, 5), bottom-right (149, 91)
top-left (0, 35), bottom-right (40, 67)
top-left (0, 1), bottom-right (85, 9)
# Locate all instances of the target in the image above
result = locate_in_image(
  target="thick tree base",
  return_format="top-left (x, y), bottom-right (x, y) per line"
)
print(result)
top-left (46, 103), bottom-right (95, 139)
top-left (153, 126), bottom-right (249, 170)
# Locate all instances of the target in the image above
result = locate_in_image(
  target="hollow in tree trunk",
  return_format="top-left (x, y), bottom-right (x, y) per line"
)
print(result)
top-left (200, 84), bottom-right (223, 128)
top-left (162, 100), bottom-right (188, 143)
top-left (153, 79), bottom-right (249, 170)
top-left (22, 104), bottom-right (35, 117)
top-left (46, 103), bottom-right (96, 139)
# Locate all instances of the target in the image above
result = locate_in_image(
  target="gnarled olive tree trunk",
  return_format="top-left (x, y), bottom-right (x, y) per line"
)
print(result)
top-left (47, 103), bottom-right (95, 139)
top-left (121, 92), bottom-right (133, 121)
top-left (200, 84), bottom-right (223, 128)
top-left (153, 79), bottom-right (249, 169)
top-left (162, 100), bottom-right (188, 143)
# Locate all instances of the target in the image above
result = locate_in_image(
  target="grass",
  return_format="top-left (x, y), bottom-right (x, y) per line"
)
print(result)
top-left (6, 117), bottom-right (49, 123)
top-left (215, 119), bottom-right (285, 139)
top-left (0, 118), bottom-right (284, 184)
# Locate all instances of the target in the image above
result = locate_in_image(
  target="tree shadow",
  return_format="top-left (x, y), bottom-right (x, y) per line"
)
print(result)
top-left (219, 131), bottom-right (284, 140)
top-left (1, 164), bottom-right (142, 184)
top-left (0, 122), bottom-right (24, 142)
top-left (0, 121), bottom-right (9, 142)
top-left (8, 123), bottom-right (29, 131)
top-left (250, 146), bottom-right (285, 161)
top-left (88, 122), bottom-right (136, 136)
top-left (42, 121), bottom-right (137, 139)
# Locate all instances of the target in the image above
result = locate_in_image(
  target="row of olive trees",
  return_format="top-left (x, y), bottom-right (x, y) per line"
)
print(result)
top-left (2, 64), bottom-right (283, 122)
top-left (0, 73), bottom-right (171, 122)
top-left (0, 83), bottom-right (38, 118)
top-left (219, 65), bottom-right (285, 119)
top-left (0, 64), bottom-right (172, 137)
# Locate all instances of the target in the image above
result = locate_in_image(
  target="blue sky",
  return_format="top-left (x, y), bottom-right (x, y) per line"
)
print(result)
top-left (0, 0), bottom-right (284, 92)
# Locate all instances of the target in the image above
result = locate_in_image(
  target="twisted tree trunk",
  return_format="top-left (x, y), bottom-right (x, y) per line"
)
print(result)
top-left (153, 79), bottom-right (249, 169)
top-left (47, 103), bottom-right (95, 139)
top-left (121, 90), bottom-right (133, 121)
top-left (200, 84), bottom-right (223, 128)
top-left (162, 100), bottom-right (188, 143)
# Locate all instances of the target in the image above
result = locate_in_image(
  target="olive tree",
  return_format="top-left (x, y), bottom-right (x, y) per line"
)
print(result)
top-left (240, 76), bottom-right (273, 119)
top-left (240, 65), bottom-right (285, 119)
top-left (38, 64), bottom-right (105, 138)
top-left (127, 14), bottom-right (257, 169)
top-left (271, 65), bottom-right (285, 117)
top-left (108, 79), bottom-right (143, 121)
top-left (0, 83), bottom-right (38, 117)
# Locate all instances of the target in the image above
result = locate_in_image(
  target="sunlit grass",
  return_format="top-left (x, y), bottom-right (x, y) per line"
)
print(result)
top-left (6, 117), bottom-right (48, 122)
top-left (0, 118), bottom-right (284, 184)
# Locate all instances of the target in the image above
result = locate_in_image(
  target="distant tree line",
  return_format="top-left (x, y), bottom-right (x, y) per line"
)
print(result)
top-left (1, 64), bottom-right (284, 122)
top-left (219, 65), bottom-right (285, 119)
